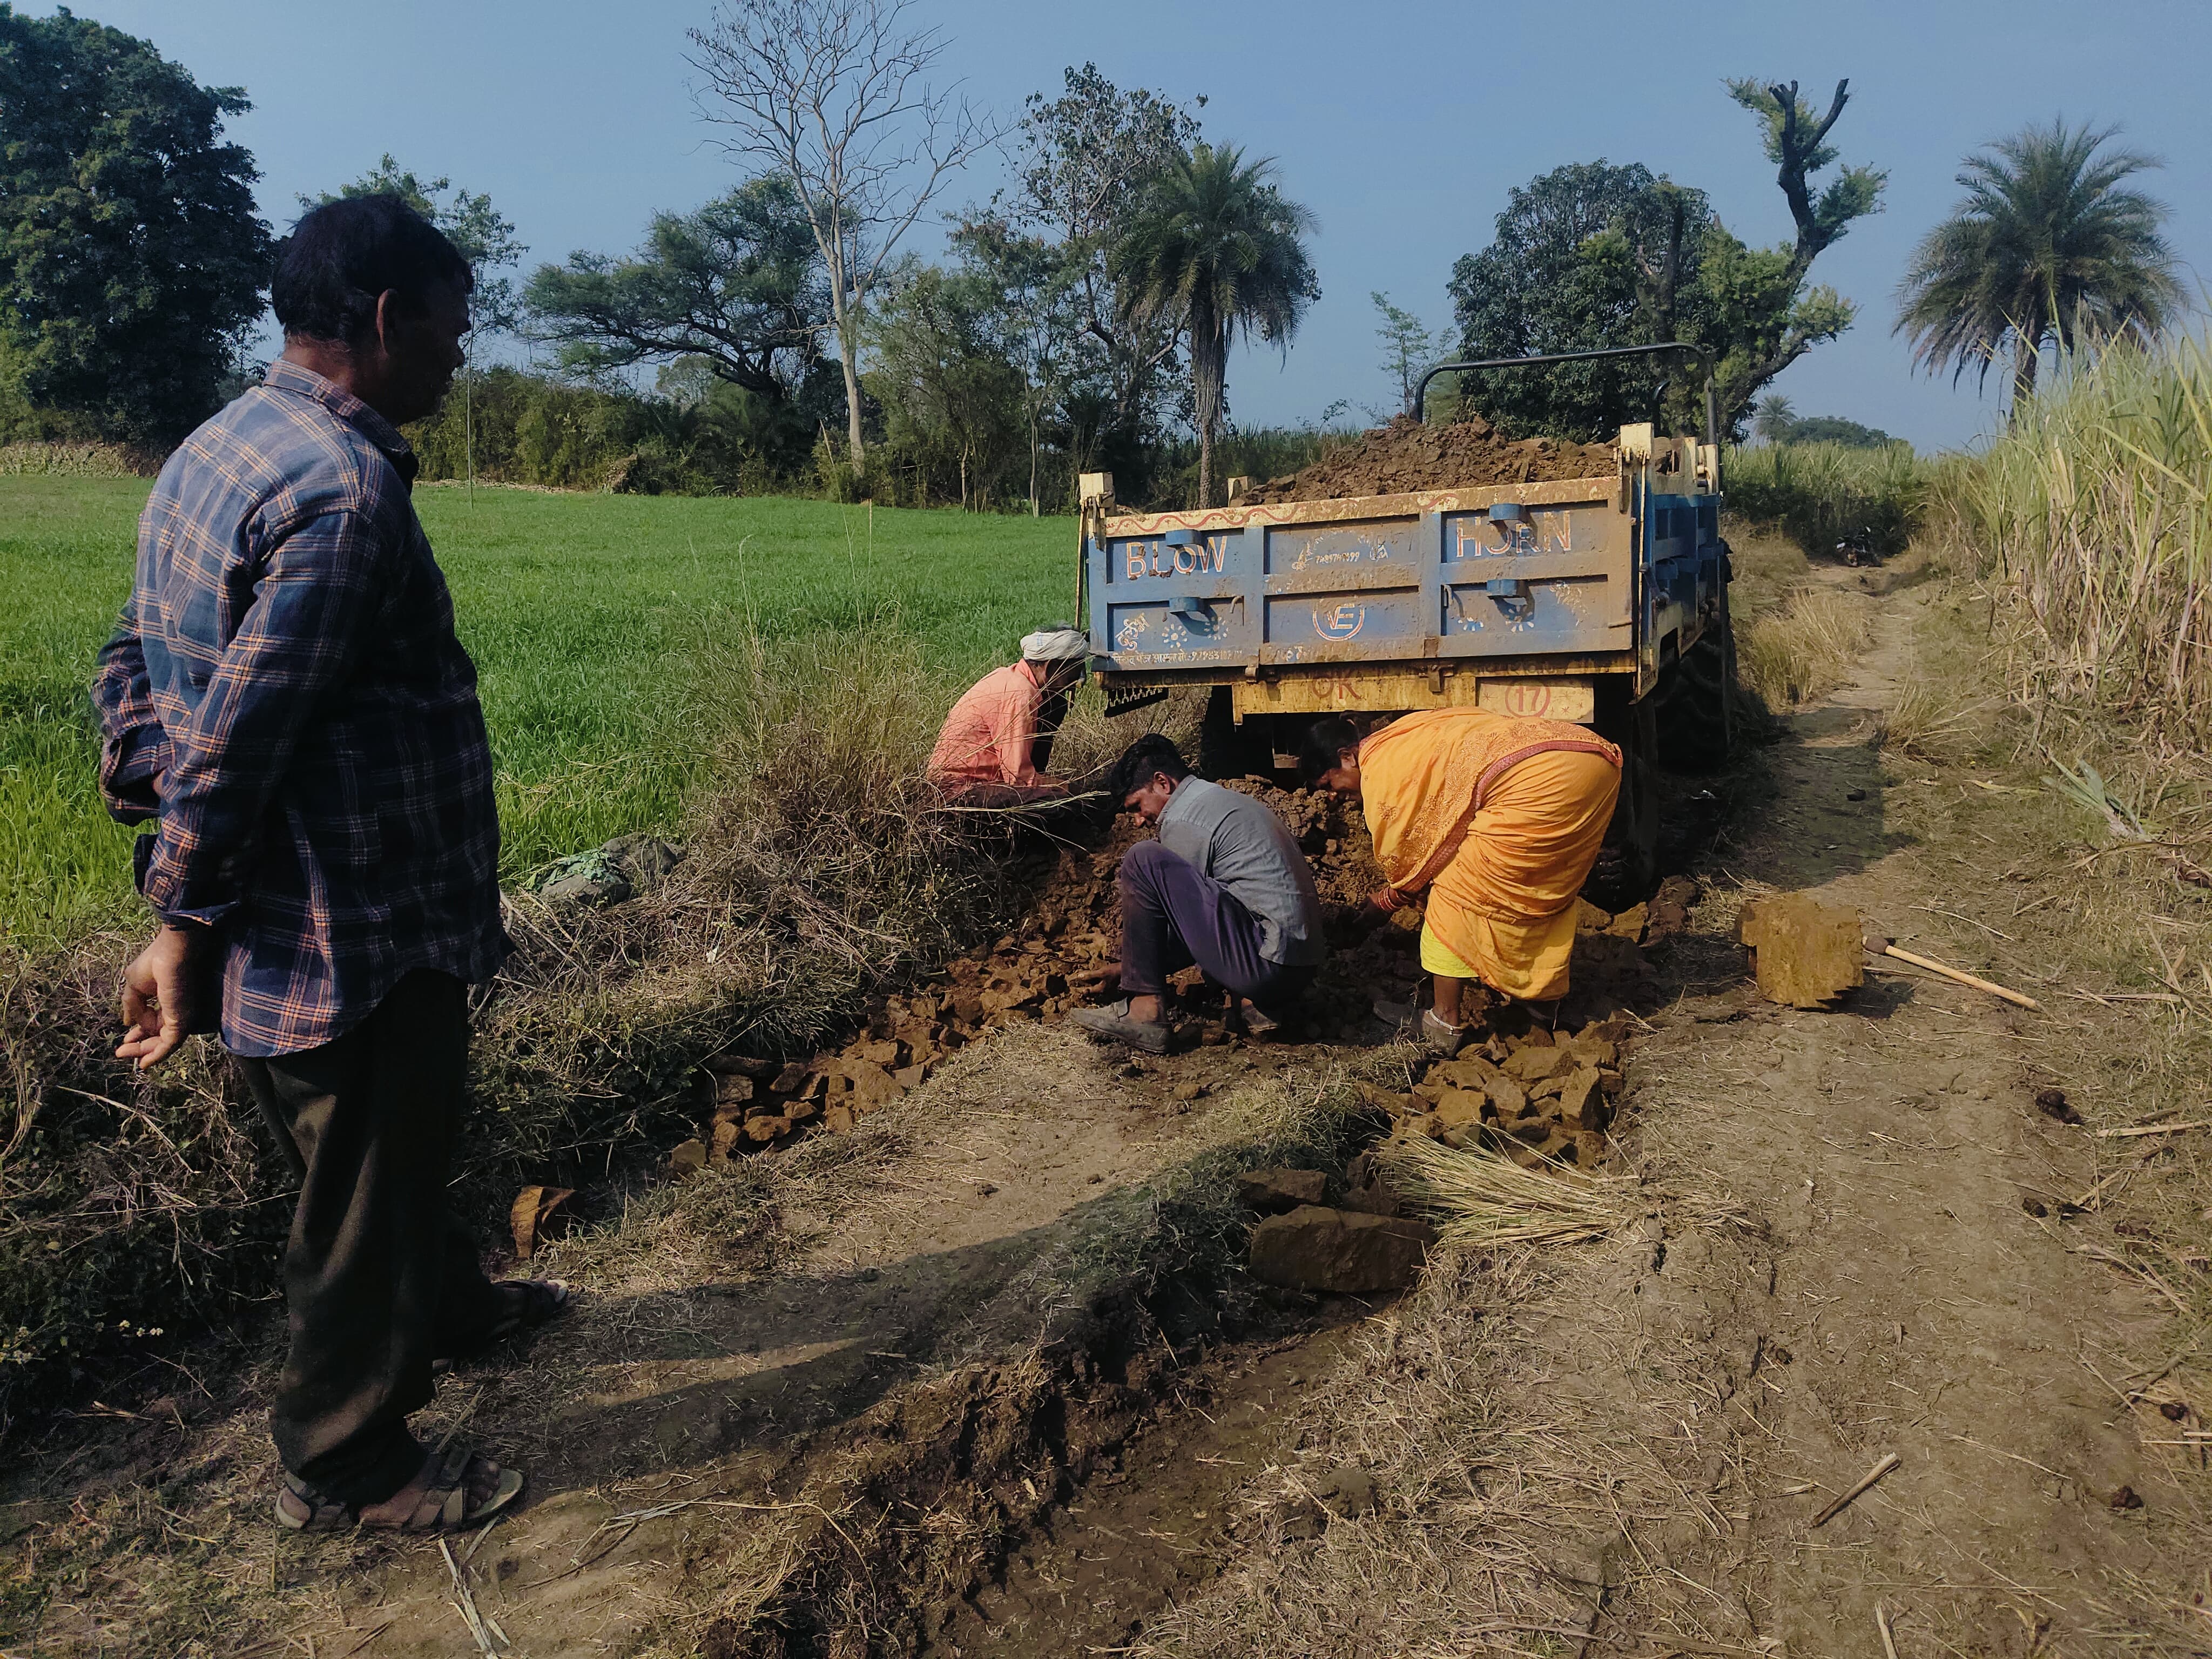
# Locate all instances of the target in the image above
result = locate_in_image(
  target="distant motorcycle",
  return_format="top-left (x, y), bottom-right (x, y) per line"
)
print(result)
top-left (1836, 527), bottom-right (1877, 568)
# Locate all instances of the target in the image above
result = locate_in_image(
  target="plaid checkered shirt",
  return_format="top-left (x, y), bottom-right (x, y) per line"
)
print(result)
top-left (91, 359), bottom-right (507, 1057)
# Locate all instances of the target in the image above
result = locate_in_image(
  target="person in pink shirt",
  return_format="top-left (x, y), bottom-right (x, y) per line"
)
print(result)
top-left (928, 626), bottom-right (1089, 805)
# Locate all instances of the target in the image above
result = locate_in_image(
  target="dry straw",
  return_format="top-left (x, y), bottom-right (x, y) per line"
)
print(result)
top-left (1378, 1134), bottom-right (1630, 1247)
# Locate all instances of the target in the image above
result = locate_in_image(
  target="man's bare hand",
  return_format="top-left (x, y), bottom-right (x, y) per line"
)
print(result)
top-left (118, 926), bottom-right (210, 1069)
top-left (1068, 960), bottom-right (1122, 995)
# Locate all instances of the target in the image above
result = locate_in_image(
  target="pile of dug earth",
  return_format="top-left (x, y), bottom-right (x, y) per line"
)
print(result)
top-left (682, 783), bottom-right (1695, 1169)
top-left (1238, 413), bottom-right (1617, 504)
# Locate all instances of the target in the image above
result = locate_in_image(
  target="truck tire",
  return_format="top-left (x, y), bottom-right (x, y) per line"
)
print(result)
top-left (1197, 686), bottom-right (1273, 781)
top-left (1654, 587), bottom-right (1736, 774)
top-left (1589, 686), bottom-right (1658, 906)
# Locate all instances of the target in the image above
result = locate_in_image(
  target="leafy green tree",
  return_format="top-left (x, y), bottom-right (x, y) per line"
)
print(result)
top-left (1894, 119), bottom-right (2180, 409)
top-left (1372, 291), bottom-right (1446, 417)
top-left (1114, 142), bottom-right (1318, 509)
top-left (1448, 163), bottom-right (1716, 439)
top-left (525, 178), bottom-right (830, 401)
top-left (0, 5), bottom-right (272, 446)
top-left (1786, 414), bottom-right (1897, 448)
top-left (1447, 79), bottom-right (1881, 441)
top-left (951, 214), bottom-right (1074, 514)
top-left (309, 155), bottom-right (526, 332)
top-left (987, 64), bottom-right (1202, 485)
top-left (866, 264), bottom-right (1022, 509)
top-left (1704, 79), bottom-right (1885, 420)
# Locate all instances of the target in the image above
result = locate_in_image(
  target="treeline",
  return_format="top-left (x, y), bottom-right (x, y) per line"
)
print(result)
top-left (4, 2), bottom-right (1908, 514)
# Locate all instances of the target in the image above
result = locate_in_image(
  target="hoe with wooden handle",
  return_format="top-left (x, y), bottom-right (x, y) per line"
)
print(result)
top-left (1863, 933), bottom-right (2040, 1010)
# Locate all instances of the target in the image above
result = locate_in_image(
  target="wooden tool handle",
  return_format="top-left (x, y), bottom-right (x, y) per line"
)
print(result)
top-left (1879, 945), bottom-right (2041, 1010)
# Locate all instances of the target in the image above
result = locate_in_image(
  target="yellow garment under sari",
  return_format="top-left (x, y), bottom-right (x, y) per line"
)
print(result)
top-left (1359, 708), bottom-right (1622, 1001)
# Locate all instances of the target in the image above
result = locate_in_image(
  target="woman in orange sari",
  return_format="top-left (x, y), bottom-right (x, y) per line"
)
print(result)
top-left (1299, 710), bottom-right (1621, 1050)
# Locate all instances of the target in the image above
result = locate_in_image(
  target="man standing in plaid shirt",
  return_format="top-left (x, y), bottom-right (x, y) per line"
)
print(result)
top-left (93, 196), bottom-right (569, 1533)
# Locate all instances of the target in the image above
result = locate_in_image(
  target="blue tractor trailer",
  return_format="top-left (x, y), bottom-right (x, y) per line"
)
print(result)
top-left (1078, 346), bottom-right (1736, 896)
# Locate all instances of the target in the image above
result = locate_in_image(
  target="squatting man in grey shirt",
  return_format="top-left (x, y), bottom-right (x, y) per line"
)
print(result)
top-left (1073, 733), bottom-right (1326, 1053)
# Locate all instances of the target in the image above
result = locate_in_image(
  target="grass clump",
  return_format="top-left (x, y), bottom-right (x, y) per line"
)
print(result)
top-left (1736, 585), bottom-right (1874, 708)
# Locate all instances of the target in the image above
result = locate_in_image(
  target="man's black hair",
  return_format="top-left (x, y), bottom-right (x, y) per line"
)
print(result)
top-left (1106, 733), bottom-right (1191, 804)
top-left (272, 194), bottom-right (472, 348)
top-left (1296, 717), bottom-right (1360, 787)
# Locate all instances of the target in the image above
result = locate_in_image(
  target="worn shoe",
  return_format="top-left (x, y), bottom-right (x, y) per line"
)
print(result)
top-left (1072, 998), bottom-right (1179, 1054)
top-left (1419, 1008), bottom-right (1471, 1056)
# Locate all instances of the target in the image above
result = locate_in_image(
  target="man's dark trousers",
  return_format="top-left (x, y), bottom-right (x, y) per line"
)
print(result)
top-left (235, 969), bottom-right (504, 1506)
top-left (1117, 841), bottom-right (1314, 1011)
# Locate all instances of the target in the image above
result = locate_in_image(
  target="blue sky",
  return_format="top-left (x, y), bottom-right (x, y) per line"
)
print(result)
top-left (48, 0), bottom-right (2211, 451)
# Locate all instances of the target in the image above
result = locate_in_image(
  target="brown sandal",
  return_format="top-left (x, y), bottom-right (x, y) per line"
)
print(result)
top-left (273, 1445), bottom-right (525, 1533)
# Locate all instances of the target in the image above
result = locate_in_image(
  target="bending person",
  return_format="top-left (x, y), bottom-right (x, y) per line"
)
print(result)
top-left (1073, 735), bottom-right (1326, 1053)
top-left (1300, 710), bottom-right (1621, 1051)
top-left (928, 625), bottom-right (1089, 805)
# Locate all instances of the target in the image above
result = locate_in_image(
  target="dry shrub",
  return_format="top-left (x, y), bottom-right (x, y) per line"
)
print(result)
top-left (1738, 585), bottom-right (1874, 708)
top-left (1873, 681), bottom-right (1981, 761)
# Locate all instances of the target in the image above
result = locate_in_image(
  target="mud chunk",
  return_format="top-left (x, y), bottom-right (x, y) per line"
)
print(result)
top-left (669, 1138), bottom-right (707, 1178)
top-left (2035, 1088), bottom-right (2083, 1125)
top-left (1247, 1205), bottom-right (1437, 1293)
top-left (1556, 1068), bottom-right (1608, 1132)
top-left (1174, 1081), bottom-right (1209, 1102)
top-left (1502, 1044), bottom-right (1570, 1084)
top-left (705, 1053), bottom-right (778, 1079)
top-left (1737, 893), bottom-right (1865, 1008)
top-left (2108, 1485), bottom-right (2144, 1510)
top-left (1606, 902), bottom-right (1648, 942)
top-left (715, 1073), bottom-right (757, 1107)
top-left (1574, 898), bottom-right (1613, 933)
top-left (1339, 1152), bottom-right (1405, 1218)
top-left (770, 1061), bottom-right (810, 1096)
top-left (1432, 1088), bottom-right (1489, 1132)
top-left (1239, 1168), bottom-right (1327, 1211)
top-left (1314, 1465), bottom-right (1376, 1516)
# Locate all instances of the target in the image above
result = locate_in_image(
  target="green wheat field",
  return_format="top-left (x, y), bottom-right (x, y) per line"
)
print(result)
top-left (0, 477), bottom-right (1075, 951)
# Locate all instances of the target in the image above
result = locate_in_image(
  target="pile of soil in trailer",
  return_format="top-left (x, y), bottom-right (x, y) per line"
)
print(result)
top-left (681, 784), bottom-right (1690, 1176)
top-left (1238, 413), bottom-right (1617, 504)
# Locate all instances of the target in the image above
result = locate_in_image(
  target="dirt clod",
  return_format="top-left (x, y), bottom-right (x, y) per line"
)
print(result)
top-left (1249, 1205), bottom-right (1437, 1293)
top-left (2035, 1088), bottom-right (2083, 1124)
top-left (1738, 893), bottom-right (1866, 1007)
top-left (2109, 1484), bottom-right (2144, 1510)
top-left (1239, 1168), bottom-right (1328, 1211)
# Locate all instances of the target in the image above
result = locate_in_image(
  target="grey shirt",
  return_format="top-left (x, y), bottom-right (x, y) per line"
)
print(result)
top-left (1155, 777), bottom-right (1328, 967)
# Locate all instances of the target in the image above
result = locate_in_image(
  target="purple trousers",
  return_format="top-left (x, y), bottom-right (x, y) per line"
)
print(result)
top-left (1117, 840), bottom-right (1314, 1012)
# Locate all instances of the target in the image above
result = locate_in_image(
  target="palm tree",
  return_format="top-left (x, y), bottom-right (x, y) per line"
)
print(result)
top-left (1752, 394), bottom-right (1798, 445)
top-left (1114, 143), bottom-right (1318, 507)
top-left (1896, 120), bottom-right (2180, 412)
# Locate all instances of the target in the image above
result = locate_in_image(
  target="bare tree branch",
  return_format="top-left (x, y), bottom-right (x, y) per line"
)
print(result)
top-left (686, 0), bottom-right (1003, 462)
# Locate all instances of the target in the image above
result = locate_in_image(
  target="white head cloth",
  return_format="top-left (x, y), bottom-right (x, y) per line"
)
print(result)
top-left (1020, 625), bottom-right (1089, 663)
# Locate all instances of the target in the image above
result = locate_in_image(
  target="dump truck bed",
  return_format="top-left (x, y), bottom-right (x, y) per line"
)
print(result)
top-left (1083, 430), bottom-right (1725, 726)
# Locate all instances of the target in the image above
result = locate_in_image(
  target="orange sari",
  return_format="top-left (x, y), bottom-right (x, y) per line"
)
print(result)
top-left (1359, 708), bottom-right (1622, 1000)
